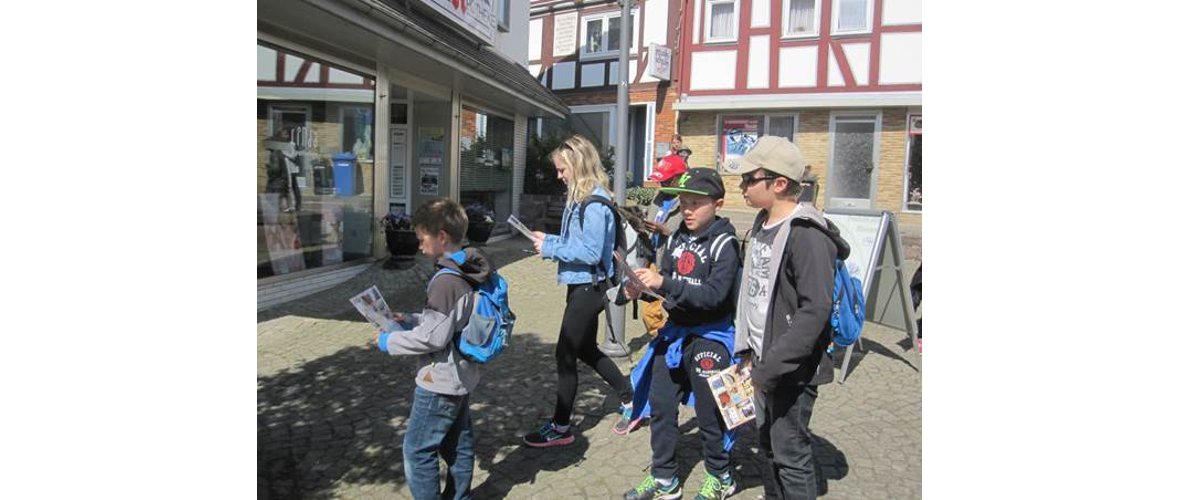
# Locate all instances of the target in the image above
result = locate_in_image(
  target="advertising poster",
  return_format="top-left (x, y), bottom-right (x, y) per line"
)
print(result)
top-left (722, 118), bottom-right (760, 172)
top-left (420, 167), bottom-right (440, 196)
top-left (320, 201), bottom-right (343, 266)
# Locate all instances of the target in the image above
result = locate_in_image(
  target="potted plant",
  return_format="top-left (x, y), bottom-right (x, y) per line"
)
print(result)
top-left (464, 202), bottom-right (496, 245)
top-left (381, 211), bottom-right (417, 260)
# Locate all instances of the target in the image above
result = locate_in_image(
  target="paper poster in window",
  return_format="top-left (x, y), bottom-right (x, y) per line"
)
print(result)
top-left (721, 118), bottom-right (759, 172)
top-left (420, 166), bottom-right (440, 196)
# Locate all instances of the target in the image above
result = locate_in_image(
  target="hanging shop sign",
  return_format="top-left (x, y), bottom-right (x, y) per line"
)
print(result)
top-left (419, 0), bottom-right (497, 45)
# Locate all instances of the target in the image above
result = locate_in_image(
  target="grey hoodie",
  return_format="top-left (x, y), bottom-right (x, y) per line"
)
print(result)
top-left (734, 204), bottom-right (851, 390)
top-left (381, 247), bottom-right (493, 396)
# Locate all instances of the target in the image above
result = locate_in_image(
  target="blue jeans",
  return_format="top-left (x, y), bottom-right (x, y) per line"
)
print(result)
top-left (403, 386), bottom-right (475, 500)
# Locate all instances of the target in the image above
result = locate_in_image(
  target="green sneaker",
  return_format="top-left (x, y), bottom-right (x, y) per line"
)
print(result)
top-left (623, 474), bottom-right (682, 500)
top-left (693, 472), bottom-right (735, 500)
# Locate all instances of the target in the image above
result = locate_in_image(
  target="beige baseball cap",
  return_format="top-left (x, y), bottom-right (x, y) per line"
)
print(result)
top-left (731, 136), bottom-right (807, 182)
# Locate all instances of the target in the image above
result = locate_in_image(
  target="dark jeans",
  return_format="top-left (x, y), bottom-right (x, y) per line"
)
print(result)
top-left (649, 336), bottom-right (731, 480)
top-left (553, 282), bottom-right (633, 426)
top-left (403, 387), bottom-right (475, 500)
top-left (754, 383), bottom-right (819, 500)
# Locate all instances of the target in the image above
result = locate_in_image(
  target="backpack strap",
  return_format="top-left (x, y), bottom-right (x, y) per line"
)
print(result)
top-left (577, 194), bottom-right (621, 283)
top-left (430, 268), bottom-right (476, 344)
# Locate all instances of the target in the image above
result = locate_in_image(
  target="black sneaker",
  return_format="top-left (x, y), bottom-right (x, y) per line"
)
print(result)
top-left (522, 421), bottom-right (574, 448)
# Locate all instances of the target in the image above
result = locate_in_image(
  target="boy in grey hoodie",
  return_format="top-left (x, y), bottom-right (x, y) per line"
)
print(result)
top-left (729, 137), bottom-right (851, 500)
top-left (373, 198), bottom-right (492, 500)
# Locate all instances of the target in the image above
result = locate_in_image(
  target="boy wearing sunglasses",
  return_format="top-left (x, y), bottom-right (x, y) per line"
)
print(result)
top-left (730, 136), bottom-right (851, 500)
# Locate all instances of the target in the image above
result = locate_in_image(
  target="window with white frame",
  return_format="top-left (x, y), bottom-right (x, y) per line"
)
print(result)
top-left (904, 114), bottom-right (922, 211)
top-left (581, 12), bottom-right (637, 59)
top-left (832, 0), bottom-right (873, 34)
top-left (783, 0), bottom-right (820, 38)
top-left (705, 0), bottom-right (738, 43)
top-left (497, 0), bottom-right (510, 32)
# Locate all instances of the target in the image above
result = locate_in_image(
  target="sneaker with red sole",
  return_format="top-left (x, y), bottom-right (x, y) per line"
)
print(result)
top-left (522, 421), bottom-right (574, 448)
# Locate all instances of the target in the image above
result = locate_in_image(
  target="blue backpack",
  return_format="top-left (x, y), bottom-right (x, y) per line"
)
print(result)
top-left (435, 268), bottom-right (515, 363)
top-left (829, 260), bottom-right (866, 351)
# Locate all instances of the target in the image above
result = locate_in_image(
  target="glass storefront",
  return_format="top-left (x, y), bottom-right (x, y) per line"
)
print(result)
top-left (459, 106), bottom-right (515, 229)
top-left (257, 42), bottom-right (376, 278)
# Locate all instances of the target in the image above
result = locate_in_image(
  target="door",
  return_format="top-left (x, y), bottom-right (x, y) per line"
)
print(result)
top-left (827, 114), bottom-right (879, 209)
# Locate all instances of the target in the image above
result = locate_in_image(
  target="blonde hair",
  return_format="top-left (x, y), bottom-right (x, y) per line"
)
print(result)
top-left (549, 134), bottom-right (613, 204)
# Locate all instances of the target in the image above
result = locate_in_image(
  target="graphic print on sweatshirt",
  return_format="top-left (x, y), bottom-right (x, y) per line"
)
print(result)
top-left (669, 241), bottom-right (711, 287)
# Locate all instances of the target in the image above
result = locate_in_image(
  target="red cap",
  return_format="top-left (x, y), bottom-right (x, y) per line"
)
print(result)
top-left (649, 154), bottom-right (687, 182)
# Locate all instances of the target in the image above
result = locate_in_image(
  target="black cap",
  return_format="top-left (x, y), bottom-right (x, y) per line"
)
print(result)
top-left (658, 167), bottom-right (725, 199)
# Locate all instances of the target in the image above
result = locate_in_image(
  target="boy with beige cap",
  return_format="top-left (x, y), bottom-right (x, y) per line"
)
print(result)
top-left (727, 136), bottom-right (851, 500)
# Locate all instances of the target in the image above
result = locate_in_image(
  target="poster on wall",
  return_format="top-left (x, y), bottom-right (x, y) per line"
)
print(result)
top-left (259, 193), bottom-right (306, 275)
top-left (419, 127), bottom-right (445, 166)
top-left (721, 118), bottom-right (760, 172)
top-left (420, 167), bottom-right (440, 196)
top-left (390, 128), bottom-right (407, 199)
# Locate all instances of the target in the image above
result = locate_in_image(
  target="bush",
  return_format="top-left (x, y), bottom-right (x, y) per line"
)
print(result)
top-left (625, 186), bottom-right (658, 206)
top-left (524, 132), bottom-right (617, 196)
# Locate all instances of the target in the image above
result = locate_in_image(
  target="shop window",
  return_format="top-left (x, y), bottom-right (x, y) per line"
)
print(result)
top-left (257, 41), bottom-right (376, 278)
top-left (459, 106), bottom-right (515, 232)
top-left (706, 0), bottom-right (738, 43)
top-left (833, 0), bottom-right (872, 34)
top-left (784, 0), bottom-right (819, 38)
top-left (905, 115), bottom-right (922, 211)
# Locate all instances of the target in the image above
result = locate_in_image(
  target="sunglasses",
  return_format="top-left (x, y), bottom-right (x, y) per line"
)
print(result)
top-left (740, 172), bottom-right (781, 187)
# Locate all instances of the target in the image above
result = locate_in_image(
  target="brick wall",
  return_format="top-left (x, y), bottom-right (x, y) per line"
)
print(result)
top-left (677, 108), bottom-right (920, 228)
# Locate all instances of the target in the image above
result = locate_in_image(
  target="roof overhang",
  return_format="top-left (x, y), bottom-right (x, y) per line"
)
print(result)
top-left (258, 0), bottom-right (568, 119)
top-left (674, 91), bottom-right (922, 111)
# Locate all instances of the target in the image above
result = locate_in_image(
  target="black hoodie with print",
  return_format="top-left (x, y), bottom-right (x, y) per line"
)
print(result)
top-left (655, 217), bottom-right (740, 327)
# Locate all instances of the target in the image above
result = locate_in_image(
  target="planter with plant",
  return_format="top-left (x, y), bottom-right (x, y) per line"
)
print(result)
top-left (464, 202), bottom-right (496, 244)
top-left (382, 212), bottom-right (418, 260)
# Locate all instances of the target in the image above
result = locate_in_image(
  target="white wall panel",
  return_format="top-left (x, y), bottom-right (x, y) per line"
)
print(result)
top-left (751, 0), bottom-right (770, 27)
top-left (827, 49), bottom-right (844, 87)
top-left (582, 62), bottom-right (606, 87)
top-left (693, 0), bottom-right (701, 44)
top-left (258, 45), bottom-right (277, 81)
top-left (609, 61), bottom-right (619, 84)
top-left (879, 33), bottom-right (922, 84)
top-left (285, 55), bottom-right (305, 81)
top-left (304, 63), bottom-right (320, 83)
top-left (329, 67), bottom-right (364, 84)
top-left (529, 19), bottom-right (544, 61)
top-left (843, 43), bottom-right (871, 85)
top-left (552, 61), bottom-right (577, 89)
top-left (883, 0), bottom-right (922, 26)
top-left (691, 51), bottom-right (738, 90)
top-left (645, 0), bottom-right (668, 46)
top-left (778, 46), bottom-right (818, 87)
top-left (748, 35), bottom-right (770, 88)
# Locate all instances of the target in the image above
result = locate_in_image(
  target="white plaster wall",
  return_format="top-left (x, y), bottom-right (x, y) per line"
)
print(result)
top-left (828, 49), bottom-right (844, 87)
top-left (691, 51), bottom-right (738, 89)
top-left (778, 46), bottom-right (817, 87)
top-left (644, 0), bottom-right (668, 46)
top-left (748, 35), bottom-right (770, 88)
top-left (285, 55), bottom-right (304, 81)
top-left (879, 32), bottom-right (922, 84)
top-left (529, 18), bottom-right (543, 61)
top-left (582, 62), bottom-right (606, 87)
top-left (258, 45), bottom-right (277, 81)
top-left (552, 61), bottom-right (577, 89)
top-left (883, 0), bottom-right (922, 26)
top-left (843, 42), bottom-right (871, 85)
top-left (751, 0), bottom-right (770, 27)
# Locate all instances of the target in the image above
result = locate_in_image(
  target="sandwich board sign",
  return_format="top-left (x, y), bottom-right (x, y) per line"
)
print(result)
top-left (823, 208), bottom-right (920, 384)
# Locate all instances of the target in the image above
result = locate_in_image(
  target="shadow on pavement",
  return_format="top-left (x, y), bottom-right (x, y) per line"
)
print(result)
top-left (837, 335), bottom-right (920, 382)
top-left (258, 330), bottom-right (617, 499)
top-left (734, 432), bottom-right (848, 498)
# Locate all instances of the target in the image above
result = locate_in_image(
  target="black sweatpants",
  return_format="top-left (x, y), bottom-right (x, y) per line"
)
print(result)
top-left (755, 383), bottom-right (819, 500)
top-left (553, 282), bottom-right (633, 426)
top-left (649, 336), bottom-right (731, 480)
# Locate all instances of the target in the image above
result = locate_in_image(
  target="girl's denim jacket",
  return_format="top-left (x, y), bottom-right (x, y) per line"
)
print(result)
top-left (541, 186), bottom-right (616, 285)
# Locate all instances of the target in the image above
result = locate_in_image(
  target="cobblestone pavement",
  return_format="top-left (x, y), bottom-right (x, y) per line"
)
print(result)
top-left (259, 213), bottom-right (922, 499)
